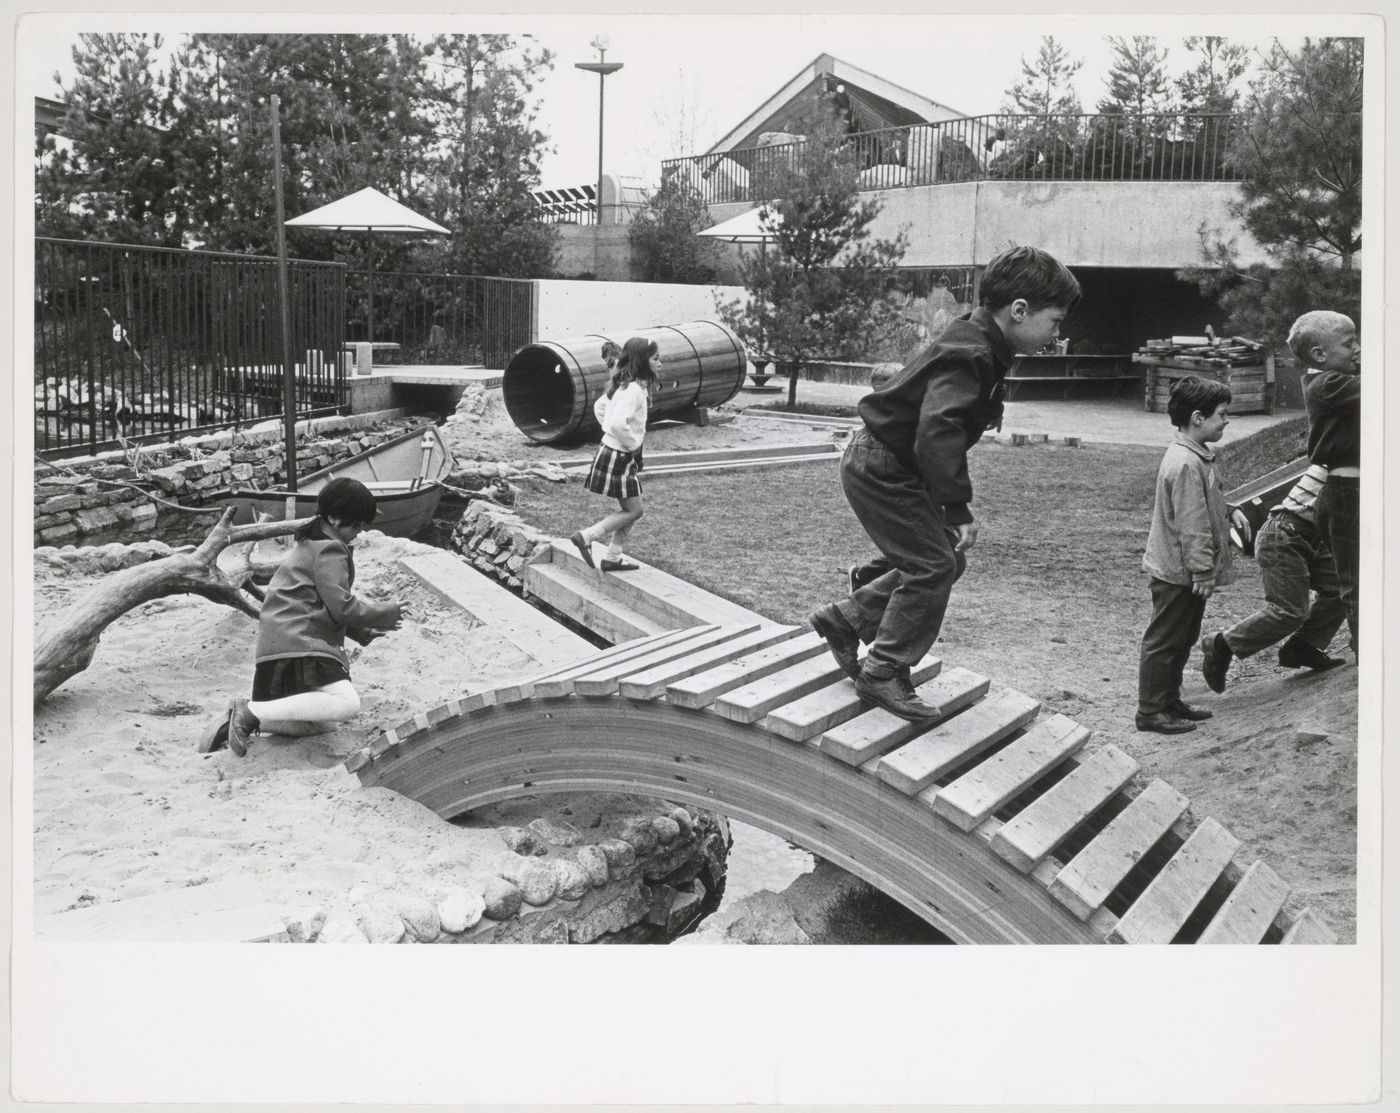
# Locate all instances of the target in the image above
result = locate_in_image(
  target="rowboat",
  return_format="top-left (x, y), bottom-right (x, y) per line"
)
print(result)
top-left (214, 424), bottom-right (455, 538)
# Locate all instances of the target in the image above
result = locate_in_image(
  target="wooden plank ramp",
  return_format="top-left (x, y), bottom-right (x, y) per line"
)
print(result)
top-left (399, 551), bottom-right (594, 668)
top-left (350, 536), bottom-right (1333, 944)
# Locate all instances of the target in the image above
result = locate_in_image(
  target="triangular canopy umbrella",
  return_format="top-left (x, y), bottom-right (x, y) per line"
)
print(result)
top-left (697, 205), bottom-right (783, 244)
top-left (286, 186), bottom-right (449, 341)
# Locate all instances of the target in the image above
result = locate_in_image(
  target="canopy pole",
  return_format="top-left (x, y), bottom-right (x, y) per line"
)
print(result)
top-left (366, 229), bottom-right (374, 342)
top-left (270, 94), bottom-right (298, 495)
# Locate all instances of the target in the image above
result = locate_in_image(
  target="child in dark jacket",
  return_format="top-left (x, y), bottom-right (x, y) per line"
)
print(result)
top-left (808, 245), bottom-right (1080, 721)
top-left (207, 478), bottom-right (404, 756)
top-left (1293, 310), bottom-right (1361, 657)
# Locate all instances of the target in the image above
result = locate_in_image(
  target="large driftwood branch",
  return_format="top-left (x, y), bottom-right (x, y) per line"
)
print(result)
top-left (34, 508), bottom-right (315, 705)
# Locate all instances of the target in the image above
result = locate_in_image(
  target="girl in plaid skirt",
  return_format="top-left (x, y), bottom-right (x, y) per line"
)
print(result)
top-left (569, 337), bottom-right (661, 572)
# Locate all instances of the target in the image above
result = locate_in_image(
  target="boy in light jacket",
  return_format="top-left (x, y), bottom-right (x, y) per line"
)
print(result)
top-left (1136, 376), bottom-right (1235, 734)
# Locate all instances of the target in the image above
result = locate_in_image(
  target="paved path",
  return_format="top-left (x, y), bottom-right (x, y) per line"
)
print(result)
top-left (734, 382), bottom-right (1303, 449)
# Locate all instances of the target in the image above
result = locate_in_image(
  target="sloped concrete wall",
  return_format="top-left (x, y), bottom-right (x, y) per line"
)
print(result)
top-left (711, 180), bottom-right (1265, 269)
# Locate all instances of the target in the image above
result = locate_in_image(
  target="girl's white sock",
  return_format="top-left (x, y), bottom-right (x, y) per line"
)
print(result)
top-left (605, 533), bottom-right (624, 560)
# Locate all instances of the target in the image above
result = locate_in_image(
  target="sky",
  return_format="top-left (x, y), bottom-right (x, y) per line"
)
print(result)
top-left (17, 12), bottom-right (1335, 192)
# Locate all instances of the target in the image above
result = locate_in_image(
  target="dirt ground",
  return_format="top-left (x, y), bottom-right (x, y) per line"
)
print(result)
top-left (28, 386), bottom-right (1358, 942)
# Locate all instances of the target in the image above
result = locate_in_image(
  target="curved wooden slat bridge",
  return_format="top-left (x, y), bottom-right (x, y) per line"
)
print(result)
top-left (347, 623), bottom-right (1335, 945)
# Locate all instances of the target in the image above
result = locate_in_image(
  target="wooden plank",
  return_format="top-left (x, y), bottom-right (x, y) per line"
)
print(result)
top-left (1197, 860), bottom-right (1292, 944)
top-left (990, 744), bottom-right (1140, 873)
top-left (619, 625), bottom-right (801, 700)
top-left (36, 876), bottom-right (290, 943)
top-left (665, 631), bottom-right (826, 710)
top-left (491, 628), bottom-right (692, 702)
top-left (398, 551), bottom-right (593, 668)
top-left (819, 667), bottom-right (988, 766)
top-left (1281, 908), bottom-right (1338, 945)
top-left (763, 655), bottom-right (942, 742)
top-left (522, 561), bottom-right (670, 644)
top-left (546, 541), bottom-right (768, 629)
top-left (932, 714), bottom-right (1090, 832)
top-left (1108, 818), bottom-right (1241, 944)
top-left (1048, 779), bottom-right (1190, 921)
top-left (526, 628), bottom-right (709, 699)
top-left (711, 654), bottom-right (854, 724)
top-left (571, 625), bottom-right (745, 697)
top-left (876, 688), bottom-right (1041, 796)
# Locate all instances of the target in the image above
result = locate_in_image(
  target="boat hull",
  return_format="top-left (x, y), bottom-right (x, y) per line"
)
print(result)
top-left (211, 424), bottom-right (454, 538)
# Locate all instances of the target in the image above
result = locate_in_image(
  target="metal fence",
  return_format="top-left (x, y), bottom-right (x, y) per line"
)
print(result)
top-left (34, 238), bottom-right (346, 458)
top-left (663, 112), bottom-right (1244, 207)
top-left (345, 270), bottom-right (536, 370)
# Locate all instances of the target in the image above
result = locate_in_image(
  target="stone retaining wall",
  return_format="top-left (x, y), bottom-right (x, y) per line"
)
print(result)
top-left (320, 802), bottom-right (729, 944)
top-left (32, 411), bottom-right (421, 546)
top-left (448, 501), bottom-right (556, 591)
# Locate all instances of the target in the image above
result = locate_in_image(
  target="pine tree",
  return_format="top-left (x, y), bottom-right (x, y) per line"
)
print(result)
top-left (416, 33), bottom-right (557, 278)
top-left (716, 99), bottom-right (909, 408)
top-left (35, 34), bottom-right (188, 245)
top-left (995, 35), bottom-right (1084, 177)
top-left (1178, 38), bottom-right (1362, 340)
top-left (1175, 35), bottom-right (1250, 114)
top-left (628, 169), bottom-right (718, 283)
top-left (1003, 35), bottom-right (1083, 115)
top-left (1097, 35), bottom-right (1173, 116)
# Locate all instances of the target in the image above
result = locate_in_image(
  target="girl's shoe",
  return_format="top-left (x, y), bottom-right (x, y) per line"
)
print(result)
top-left (600, 558), bottom-right (639, 572)
top-left (197, 703), bottom-right (233, 753)
top-left (228, 699), bottom-right (261, 757)
top-left (568, 531), bottom-right (596, 569)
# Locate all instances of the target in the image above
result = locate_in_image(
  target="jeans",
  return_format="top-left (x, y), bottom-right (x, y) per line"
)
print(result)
top-left (1223, 513), bottom-right (1345, 657)
top-left (1315, 477), bottom-right (1359, 653)
top-left (834, 430), bottom-right (966, 678)
top-left (1138, 577), bottom-right (1207, 715)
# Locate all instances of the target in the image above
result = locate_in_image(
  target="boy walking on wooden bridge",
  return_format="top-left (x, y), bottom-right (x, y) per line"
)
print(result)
top-left (809, 245), bottom-right (1080, 721)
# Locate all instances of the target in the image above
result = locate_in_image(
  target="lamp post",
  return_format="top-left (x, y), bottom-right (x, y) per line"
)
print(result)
top-left (574, 35), bottom-right (623, 274)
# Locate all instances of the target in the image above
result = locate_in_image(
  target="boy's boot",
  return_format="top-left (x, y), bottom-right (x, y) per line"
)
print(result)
top-left (1199, 631), bottom-right (1233, 693)
top-left (1278, 635), bottom-right (1345, 671)
top-left (854, 667), bottom-right (941, 722)
top-left (1167, 699), bottom-right (1213, 721)
top-left (1135, 710), bottom-right (1197, 734)
top-left (809, 604), bottom-right (861, 681)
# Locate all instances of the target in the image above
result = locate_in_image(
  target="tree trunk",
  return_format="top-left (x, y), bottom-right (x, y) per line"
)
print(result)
top-left (786, 361), bottom-right (801, 409)
top-left (33, 509), bottom-right (313, 705)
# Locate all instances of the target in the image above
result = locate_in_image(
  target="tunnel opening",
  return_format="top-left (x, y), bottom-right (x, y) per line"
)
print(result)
top-left (501, 344), bottom-right (585, 445)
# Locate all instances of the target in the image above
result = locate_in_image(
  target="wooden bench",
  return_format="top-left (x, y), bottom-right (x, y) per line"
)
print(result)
top-left (1004, 354), bottom-right (1140, 401)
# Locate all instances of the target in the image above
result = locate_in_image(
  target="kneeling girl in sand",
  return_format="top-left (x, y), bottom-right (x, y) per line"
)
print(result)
top-left (569, 336), bottom-right (661, 573)
top-left (210, 477), bottom-right (404, 756)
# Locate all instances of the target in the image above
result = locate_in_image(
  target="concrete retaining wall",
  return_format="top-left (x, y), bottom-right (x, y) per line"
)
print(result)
top-left (534, 279), bottom-right (746, 341)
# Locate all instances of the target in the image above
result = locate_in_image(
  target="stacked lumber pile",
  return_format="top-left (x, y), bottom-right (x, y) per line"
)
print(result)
top-left (1137, 333), bottom-right (1266, 367)
top-left (1135, 332), bottom-right (1275, 415)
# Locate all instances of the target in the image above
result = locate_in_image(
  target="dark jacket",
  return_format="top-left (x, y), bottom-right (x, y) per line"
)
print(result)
top-left (1303, 369), bottom-right (1361, 470)
top-left (254, 523), bottom-right (401, 668)
top-left (857, 306), bottom-right (1013, 525)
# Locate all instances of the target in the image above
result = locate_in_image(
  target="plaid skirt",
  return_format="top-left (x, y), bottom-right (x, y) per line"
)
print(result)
top-left (584, 444), bottom-right (643, 499)
top-left (252, 656), bottom-right (350, 701)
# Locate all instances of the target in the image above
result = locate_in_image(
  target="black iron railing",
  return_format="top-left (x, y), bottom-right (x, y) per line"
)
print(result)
top-left (35, 238), bottom-right (346, 458)
top-left (345, 270), bottom-right (536, 370)
top-left (662, 112), bottom-right (1244, 207)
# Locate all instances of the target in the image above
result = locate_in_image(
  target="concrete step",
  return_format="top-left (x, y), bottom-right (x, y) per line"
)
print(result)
top-left (555, 441), bottom-right (839, 470)
top-left (523, 559), bottom-right (670, 644)
top-left (546, 541), bottom-right (769, 631)
top-left (399, 551), bottom-right (594, 669)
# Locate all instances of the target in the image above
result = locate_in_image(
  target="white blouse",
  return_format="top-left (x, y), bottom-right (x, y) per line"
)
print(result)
top-left (594, 381), bottom-right (649, 452)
